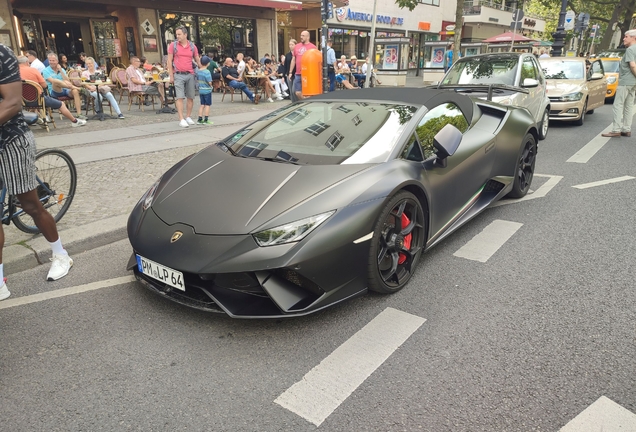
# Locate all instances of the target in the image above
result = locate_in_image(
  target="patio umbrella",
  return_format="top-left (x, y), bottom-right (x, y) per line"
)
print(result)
top-left (483, 32), bottom-right (536, 43)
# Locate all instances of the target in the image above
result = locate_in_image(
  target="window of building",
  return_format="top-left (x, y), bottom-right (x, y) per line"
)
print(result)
top-left (418, 0), bottom-right (440, 5)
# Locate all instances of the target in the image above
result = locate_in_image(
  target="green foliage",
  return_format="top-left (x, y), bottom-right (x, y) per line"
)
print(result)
top-left (394, 0), bottom-right (419, 11)
top-left (416, 106), bottom-right (468, 158)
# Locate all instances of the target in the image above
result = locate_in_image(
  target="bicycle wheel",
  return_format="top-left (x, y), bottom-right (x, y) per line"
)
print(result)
top-left (13, 148), bottom-right (77, 234)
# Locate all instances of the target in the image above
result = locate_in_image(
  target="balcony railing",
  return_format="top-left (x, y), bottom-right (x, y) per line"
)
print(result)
top-left (463, 1), bottom-right (545, 20)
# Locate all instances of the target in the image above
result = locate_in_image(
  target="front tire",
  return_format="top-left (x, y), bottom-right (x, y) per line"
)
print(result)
top-left (368, 191), bottom-right (426, 294)
top-left (508, 133), bottom-right (537, 198)
top-left (538, 107), bottom-right (549, 140)
top-left (575, 100), bottom-right (587, 126)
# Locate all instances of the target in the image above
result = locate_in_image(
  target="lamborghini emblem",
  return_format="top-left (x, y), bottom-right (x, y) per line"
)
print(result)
top-left (171, 231), bottom-right (183, 243)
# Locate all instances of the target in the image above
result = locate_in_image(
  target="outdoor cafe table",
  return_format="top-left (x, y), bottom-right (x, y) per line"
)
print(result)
top-left (245, 73), bottom-right (268, 98)
top-left (81, 79), bottom-right (114, 121)
top-left (149, 77), bottom-right (176, 114)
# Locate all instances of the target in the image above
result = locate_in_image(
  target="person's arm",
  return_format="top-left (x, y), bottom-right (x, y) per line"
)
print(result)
top-left (288, 56), bottom-right (296, 78)
top-left (630, 60), bottom-right (636, 78)
top-left (0, 80), bottom-right (23, 124)
top-left (127, 68), bottom-right (145, 85)
top-left (167, 44), bottom-right (174, 82)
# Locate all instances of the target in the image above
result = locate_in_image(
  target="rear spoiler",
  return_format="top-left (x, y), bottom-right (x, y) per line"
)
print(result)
top-left (433, 83), bottom-right (529, 101)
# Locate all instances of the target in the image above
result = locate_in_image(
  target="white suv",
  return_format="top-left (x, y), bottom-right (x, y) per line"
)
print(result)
top-left (438, 52), bottom-right (551, 140)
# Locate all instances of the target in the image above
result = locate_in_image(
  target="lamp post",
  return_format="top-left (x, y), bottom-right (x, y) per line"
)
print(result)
top-left (551, 0), bottom-right (568, 57)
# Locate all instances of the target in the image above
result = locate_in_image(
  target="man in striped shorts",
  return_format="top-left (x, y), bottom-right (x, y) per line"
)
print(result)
top-left (0, 44), bottom-right (73, 300)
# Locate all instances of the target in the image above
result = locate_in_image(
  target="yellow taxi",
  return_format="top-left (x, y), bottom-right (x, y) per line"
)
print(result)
top-left (600, 57), bottom-right (620, 102)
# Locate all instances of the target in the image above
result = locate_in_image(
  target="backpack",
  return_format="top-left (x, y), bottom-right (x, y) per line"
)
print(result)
top-left (172, 41), bottom-right (198, 71)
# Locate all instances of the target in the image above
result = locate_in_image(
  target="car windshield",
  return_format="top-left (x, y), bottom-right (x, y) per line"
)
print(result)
top-left (541, 61), bottom-right (585, 79)
top-left (223, 102), bottom-right (418, 165)
top-left (442, 57), bottom-right (519, 86)
top-left (602, 60), bottom-right (620, 73)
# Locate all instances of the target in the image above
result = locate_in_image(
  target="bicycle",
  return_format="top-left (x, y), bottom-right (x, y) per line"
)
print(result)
top-left (0, 113), bottom-right (77, 234)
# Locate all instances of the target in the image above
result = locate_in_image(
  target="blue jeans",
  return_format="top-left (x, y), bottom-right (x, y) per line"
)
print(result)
top-left (229, 80), bottom-right (254, 100)
top-left (328, 69), bottom-right (336, 92)
top-left (353, 73), bottom-right (366, 87)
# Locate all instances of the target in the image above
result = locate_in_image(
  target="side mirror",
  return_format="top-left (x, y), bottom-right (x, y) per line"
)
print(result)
top-left (433, 124), bottom-right (462, 168)
top-left (590, 72), bottom-right (604, 80)
top-left (522, 78), bottom-right (539, 88)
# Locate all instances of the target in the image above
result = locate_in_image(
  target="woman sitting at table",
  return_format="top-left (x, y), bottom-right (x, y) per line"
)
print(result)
top-left (81, 56), bottom-right (125, 119)
top-left (59, 53), bottom-right (70, 71)
top-left (335, 56), bottom-right (358, 90)
top-left (264, 59), bottom-right (288, 99)
top-left (245, 57), bottom-right (278, 102)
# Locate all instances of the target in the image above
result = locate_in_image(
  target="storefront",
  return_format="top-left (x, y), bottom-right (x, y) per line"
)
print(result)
top-left (4, 0), bottom-right (288, 69)
top-left (322, 0), bottom-right (455, 77)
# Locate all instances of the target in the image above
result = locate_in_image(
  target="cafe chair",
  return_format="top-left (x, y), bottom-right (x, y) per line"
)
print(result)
top-left (220, 79), bottom-right (244, 103)
top-left (115, 69), bottom-right (130, 104)
top-left (22, 80), bottom-right (56, 132)
top-left (128, 90), bottom-right (157, 112)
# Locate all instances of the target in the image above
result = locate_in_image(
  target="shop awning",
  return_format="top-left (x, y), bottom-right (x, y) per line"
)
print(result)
top-left (190, 0), bottom-right (302, 10)
top-left (483, 32), bottom-right (535, 43)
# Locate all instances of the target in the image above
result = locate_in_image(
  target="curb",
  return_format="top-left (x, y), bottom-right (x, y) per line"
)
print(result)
top-left (5, 214), bottom-right (129, 275)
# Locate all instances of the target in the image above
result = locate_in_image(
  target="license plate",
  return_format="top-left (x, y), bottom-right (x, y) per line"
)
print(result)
top-left (136, 255), bottom-right (185, 291)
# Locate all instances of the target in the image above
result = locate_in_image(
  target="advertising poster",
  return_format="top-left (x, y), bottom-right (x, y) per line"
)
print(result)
top-left (382, 45), bottom-right (398, 70)
top-left (431, 47), bottom-right (445, 68)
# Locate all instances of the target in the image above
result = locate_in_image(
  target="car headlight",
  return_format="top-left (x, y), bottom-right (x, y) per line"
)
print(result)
top-left (141, 179), bottom-right (160, 211)
top-left (559, 92), bottom-right (583, 101)
top-left (607, 76), bottom-right (617, 84)
top-left (253, 211), bottom-right (335, 247)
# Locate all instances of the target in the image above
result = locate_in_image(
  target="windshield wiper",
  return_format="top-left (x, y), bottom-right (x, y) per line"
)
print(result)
top-left (253, 156), bottom-right (303, 165)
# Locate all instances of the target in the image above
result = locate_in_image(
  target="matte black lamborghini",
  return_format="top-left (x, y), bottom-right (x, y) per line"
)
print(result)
top-left (127, 88), bottom-right (538, 318)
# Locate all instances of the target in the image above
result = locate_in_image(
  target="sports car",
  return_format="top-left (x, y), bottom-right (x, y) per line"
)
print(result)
top-left (127, 88), bottom-right (539, 318)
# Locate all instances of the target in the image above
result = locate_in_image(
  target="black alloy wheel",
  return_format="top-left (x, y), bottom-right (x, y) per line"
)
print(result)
top-left (508, 133), bottom-right (537, 198)
top-left (368, 191), bottom-right (426, 294)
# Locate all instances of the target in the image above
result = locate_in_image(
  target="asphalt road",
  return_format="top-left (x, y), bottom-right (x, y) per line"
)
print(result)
top-left (1, 102), bottom-right (635, 431)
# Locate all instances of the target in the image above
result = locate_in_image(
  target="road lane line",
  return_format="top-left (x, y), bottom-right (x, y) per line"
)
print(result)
top-left (566, 130), bottom-right (612, 163)
top-left (274, 307), bottom-right (425, 426)
top-left (572, 175), bottom-right (635, 189)
top-left (560, 396), bottom-right (636, 432)
top-left (492, 174), bottom-right (563, 207)
top-left (453, 220), bottom-right (523, 263)
top-left (0, 276), bottom-right (135, 310)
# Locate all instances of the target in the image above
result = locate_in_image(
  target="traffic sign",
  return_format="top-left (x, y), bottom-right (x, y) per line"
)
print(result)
top-left (512, 9), bottom-right (524, 22)
top-left (510, 21), bottom-right (522, 31)
top-left (564, 10), bottom-right (575, 31)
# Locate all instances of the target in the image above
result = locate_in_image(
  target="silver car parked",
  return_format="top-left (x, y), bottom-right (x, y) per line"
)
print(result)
top-left (437, 52), bottom-right (551, 140)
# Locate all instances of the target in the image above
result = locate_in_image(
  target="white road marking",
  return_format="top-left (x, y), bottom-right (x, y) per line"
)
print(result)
top-left (560, 396), bottom-right (636, 432)
top-left (0, 276), bottom-right (135, 310)
top-left (573, 175), bottom-right (635, 189)
top-left (274, 307), bottom-right (425, 427)
top-left (453, 220), bottom-right (523, 263)
top-left (491, 174), bottom-right (563, 207)
top-left (566, 129), bottom-right (613, 163)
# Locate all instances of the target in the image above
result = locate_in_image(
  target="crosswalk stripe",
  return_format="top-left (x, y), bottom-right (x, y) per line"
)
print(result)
top-left (0, 276), bottom-right (135, 310)
top-left (560, 396), bottom-right (636, 431)
top-left (274, 307), bottom-right (425, 427)
top-left (572, 175), bottom-right (635, 189)
top-left (453, 219), bottom-right (523, 263)
top-left (567, 129), bottom-right (612, 163)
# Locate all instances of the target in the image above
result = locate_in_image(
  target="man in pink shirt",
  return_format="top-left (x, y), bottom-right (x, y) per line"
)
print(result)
top-left (167, 26), bottom-right (201, 128)
top-left (288, 30), bottom-right (317, 100)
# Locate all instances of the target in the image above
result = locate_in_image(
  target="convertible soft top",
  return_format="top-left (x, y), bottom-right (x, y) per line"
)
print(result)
top-left (310, 87), bottom-right (475, 125)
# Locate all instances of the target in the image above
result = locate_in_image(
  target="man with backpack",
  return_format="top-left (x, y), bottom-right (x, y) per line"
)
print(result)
top-left (167, 26), bottom-right (201, 128)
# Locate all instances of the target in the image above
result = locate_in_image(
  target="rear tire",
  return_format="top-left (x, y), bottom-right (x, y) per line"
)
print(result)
top-left (508, 133), bottom-right (537, 199)
top-left (368, 191), bottom-right (426, 294)
top-left (13, 149), bottom-right (77, 234)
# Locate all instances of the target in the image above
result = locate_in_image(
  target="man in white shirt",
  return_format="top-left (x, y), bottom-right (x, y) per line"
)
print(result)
top-left (539, 49), bottom-right (550, 58)
top-left (236, 53), bottom-right (246, 77)
top-left (25, 50), bottom-right (45, 72)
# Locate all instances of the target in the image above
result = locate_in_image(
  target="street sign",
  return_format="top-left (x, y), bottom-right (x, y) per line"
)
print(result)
top-left (564, 10), bottom-right (575, 31)
top-left (510, 21), bottom-right (522, 31)
top-left (512, 9), bottom-right (524, 22)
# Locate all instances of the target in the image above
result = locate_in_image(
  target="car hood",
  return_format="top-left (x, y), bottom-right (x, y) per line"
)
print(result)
top-left (545, 79), bottom-right (585, 96)
top-left (152, 147), bottom-right (370, 235)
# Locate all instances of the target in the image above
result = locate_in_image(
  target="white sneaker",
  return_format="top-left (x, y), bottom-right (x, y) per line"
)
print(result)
top-left (267, 97), bottom-right (274, 103)
top-left (71, 118), bottom-right (87, 127)
top-left (276, 96), bottom-right (284, 101)
top-left (282, 92), bottom-right (289, 97)
top-left (185, 117), bottom-right (196, 125)
top-left (47, 253), bottom-right (73, 281)
top-left (179, 119), bottom-right (189, 128)
top-left (0, 279), bottom-right (10, 301)
top-left (273, 93), bottom-right (281, 98)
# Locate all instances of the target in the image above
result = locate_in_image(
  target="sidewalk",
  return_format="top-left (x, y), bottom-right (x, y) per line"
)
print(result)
top-left (6, 80), bottom-right (428, 275)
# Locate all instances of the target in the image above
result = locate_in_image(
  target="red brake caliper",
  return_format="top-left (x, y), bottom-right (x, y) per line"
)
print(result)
top-left (398, 213), bottom-right (412, 265)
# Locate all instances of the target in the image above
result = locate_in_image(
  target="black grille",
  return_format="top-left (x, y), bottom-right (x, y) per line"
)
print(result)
top-left (273, 269), bottom-right (324, 296)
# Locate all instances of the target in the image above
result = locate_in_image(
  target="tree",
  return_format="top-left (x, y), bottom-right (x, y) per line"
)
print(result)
top-left (395, 0), bottom-right (463, 59)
